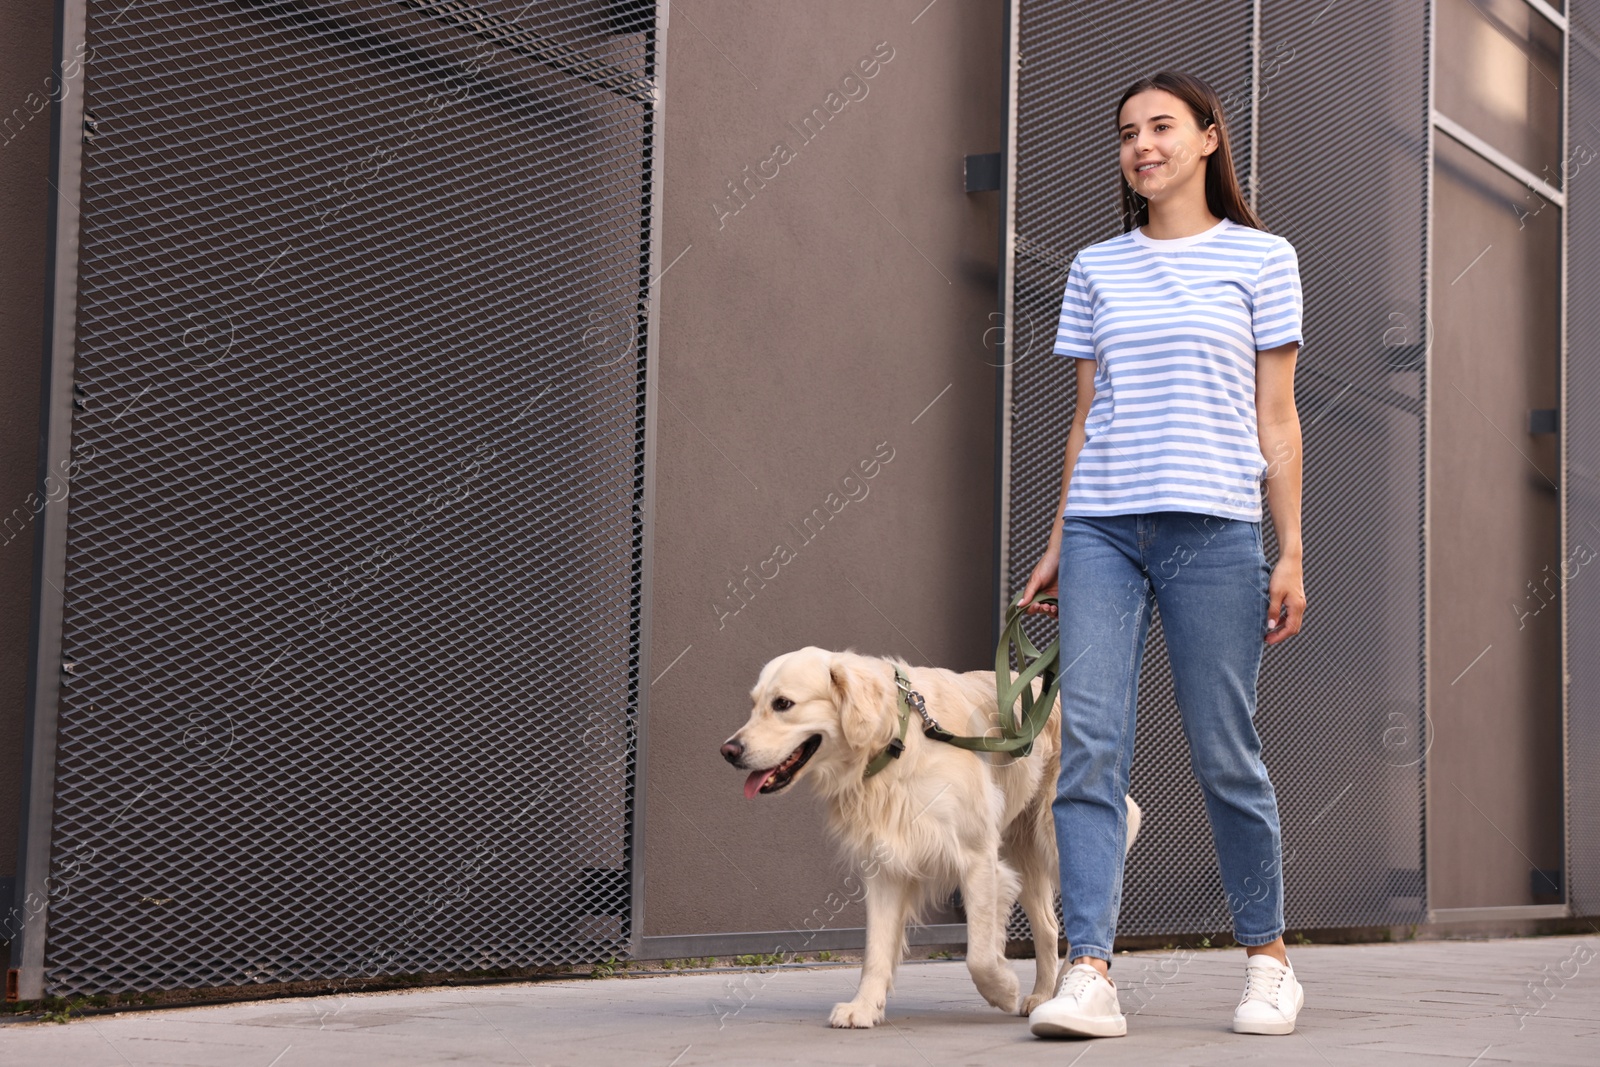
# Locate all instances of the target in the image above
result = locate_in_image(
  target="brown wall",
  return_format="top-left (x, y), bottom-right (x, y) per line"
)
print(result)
top-left (1427, 132), bottom-right (1564, 909)
top-left (0, 0), bottom-right (1579, 952)
top-left (0, 0), bottom-right (1006, 949)
top-left (643, 0), bottom-right (1006, 937)
top-left (0, 0), bottom-right (55, 897)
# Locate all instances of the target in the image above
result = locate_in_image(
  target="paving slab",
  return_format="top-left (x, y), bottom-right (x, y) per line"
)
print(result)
top-left (1, 934), bottom-right (1597, 1066)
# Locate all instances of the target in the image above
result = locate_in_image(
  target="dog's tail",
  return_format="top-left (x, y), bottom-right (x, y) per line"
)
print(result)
top-left (1124, 796), bottom-right (1143, 856)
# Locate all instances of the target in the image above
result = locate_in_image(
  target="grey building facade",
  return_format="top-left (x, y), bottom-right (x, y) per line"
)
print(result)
top-left (0, 0), bottom-right (1594, 1001)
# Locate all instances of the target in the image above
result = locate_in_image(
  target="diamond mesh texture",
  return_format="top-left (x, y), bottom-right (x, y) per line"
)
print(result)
top-left (39, 0), bottom-right (657, 997)
top-left (1568, 6), bottom-right (1600, 918)
top-left (1004, 1), bottom-right (1429, 945)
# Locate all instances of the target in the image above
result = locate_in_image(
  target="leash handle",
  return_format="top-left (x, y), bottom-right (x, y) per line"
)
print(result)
top-left (928, 589), bottom-right (1062, 756)
top-left (875, 590), bottom-right (1063, 766)
top-left (998, 588), bottom-right (1060, 741)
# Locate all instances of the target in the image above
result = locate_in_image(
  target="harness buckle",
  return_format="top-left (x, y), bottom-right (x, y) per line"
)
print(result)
top-left (896, 672), bottom-right (945, 731)
top-left (885, 737), bottom-right (905, 759)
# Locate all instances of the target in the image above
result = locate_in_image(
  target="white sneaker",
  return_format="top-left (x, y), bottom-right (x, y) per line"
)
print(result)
top-left (1029, 962), bottom-right (1127, 1038)
top-left (1232, 954), bottom-right (1304, 1035)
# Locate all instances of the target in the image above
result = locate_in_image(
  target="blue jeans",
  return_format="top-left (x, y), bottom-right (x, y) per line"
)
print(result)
top-left (1051, 510), bottom-right (1284, 963)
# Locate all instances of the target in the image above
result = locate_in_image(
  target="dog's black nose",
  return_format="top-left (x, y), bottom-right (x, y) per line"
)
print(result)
top-left (720, 740), bottom-right (744, 765)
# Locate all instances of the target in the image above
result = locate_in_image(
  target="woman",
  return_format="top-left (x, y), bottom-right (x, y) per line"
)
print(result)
top-left (1019, 71), bottom-right (1308, 1039)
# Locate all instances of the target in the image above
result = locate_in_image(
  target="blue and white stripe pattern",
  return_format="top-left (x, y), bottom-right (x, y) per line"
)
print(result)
top-left (1053, 216), bottom-right (1303, 522)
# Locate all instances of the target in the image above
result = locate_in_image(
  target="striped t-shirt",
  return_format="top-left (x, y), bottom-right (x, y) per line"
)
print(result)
top-left (1053, 215), bottom-right (1304, 523)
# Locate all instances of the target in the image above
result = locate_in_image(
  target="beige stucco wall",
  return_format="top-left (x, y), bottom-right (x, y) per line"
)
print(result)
top-left (642, 0), bottom-right (1008, 938)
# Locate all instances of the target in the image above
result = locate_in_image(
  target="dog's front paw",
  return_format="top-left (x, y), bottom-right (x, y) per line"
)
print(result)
top-left (829, 999), bottom-right (884, 1028)
top-left (970, 963), bottom-right (1020, 1012)
top-left (1020, 990), bottom-right (1054, 1016)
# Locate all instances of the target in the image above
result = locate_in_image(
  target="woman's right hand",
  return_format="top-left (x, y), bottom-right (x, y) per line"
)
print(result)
top-left (1018, 544), bottom-right (1061, 618)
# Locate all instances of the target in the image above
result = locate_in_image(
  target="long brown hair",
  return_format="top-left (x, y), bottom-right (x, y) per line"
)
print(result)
top-left (1115, 71), bottom-right (1266, 233)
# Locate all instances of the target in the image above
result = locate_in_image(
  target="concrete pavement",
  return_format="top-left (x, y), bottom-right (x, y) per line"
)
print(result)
top-left (1, 934), bottom-right (1596, 1065)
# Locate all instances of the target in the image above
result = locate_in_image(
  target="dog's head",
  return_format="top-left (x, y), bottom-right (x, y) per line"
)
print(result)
top-left (720, 647), bottom-right (897, 798)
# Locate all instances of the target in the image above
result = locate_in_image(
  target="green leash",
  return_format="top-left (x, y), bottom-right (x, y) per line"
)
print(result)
top-left (863, 590), bottom-right (1061, 778)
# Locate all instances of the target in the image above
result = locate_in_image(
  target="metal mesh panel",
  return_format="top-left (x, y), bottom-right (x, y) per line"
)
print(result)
top-left (1568, 6), bottom-right (1600, 919)
top-left (35, 0), bottom-right (658, 996)
top-left (1004, 0), bottom-right (1428, 943)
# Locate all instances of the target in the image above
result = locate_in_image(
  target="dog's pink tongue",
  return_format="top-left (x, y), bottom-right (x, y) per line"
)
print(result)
top-left (744, 769), bottom-right (774, 799)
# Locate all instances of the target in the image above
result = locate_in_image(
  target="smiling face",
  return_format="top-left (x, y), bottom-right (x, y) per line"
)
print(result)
top-left (721, 647), bottom-right (836, 798)
top-left (1117, 88), bottom-right (1217, 209)
top-left (720, 647), bottom-right (893, 799)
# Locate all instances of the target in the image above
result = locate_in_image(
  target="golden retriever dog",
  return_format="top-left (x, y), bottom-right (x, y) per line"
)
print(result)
top-left (720, 646), bottom-right (1142, 1029)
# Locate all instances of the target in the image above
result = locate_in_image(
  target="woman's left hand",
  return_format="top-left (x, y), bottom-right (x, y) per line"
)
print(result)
top-left (1266, 555), bottom-right (1305, 644)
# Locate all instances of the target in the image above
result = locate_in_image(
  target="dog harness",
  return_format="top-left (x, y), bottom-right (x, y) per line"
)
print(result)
top-left (862, 591), bottom-right (1062, 778)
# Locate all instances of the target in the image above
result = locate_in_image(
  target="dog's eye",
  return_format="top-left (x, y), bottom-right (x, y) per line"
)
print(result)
top-left (771, 696), bottom-right (794, 712)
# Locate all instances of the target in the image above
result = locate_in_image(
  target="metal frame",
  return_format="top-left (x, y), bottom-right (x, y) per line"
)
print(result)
top-left (1432, 111), bottom-right (1565, 208)
top-left (639, 924), bottom-right (968, 962)
top-left (1530, 0), bottom-right (1568, 30)
top-left (991, 0), bottom-right (1021, 643)
top-left (628, 0), bottom-right (670, 963)
top-left (1561, 0), bottom-right (1600, 923)
top-left (1421, 0), bottom-right (1438, 936)
top-left (1428, 904), bottom-right (1570, 924)
top-left (1559, 0), bottom-right (1572, 922)
top-left (7, 0), bottom-right (87, 1005)
top-left (11, 0), bottom-right (668, 999)
top-left (1248, 0), bottom-right (1261, 215)
top-left (1567, 0), bottom-right (1600, 923)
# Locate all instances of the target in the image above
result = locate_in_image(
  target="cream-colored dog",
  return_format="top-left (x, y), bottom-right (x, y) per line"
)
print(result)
top-left (720, 646), bottom-right (1141, 1029)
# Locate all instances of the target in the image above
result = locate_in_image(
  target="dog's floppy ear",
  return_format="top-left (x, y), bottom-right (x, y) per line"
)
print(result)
top-left (829, 653), bottom-right (894, 751)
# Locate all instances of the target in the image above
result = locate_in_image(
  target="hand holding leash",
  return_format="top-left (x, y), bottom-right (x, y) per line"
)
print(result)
top-left (1019, 552), bottom-right (1062, 618)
